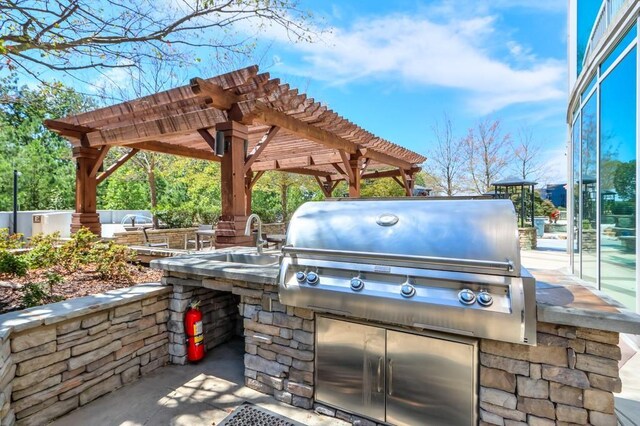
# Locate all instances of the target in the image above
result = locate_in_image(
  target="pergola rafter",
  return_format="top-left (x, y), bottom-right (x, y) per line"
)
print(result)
top-left (46, 65), bottom-right (426, 244)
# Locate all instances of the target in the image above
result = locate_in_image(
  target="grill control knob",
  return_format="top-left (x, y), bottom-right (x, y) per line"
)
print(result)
top-left (400, 283), bottom-right (416, 298)
top-left (295, 271), bottom-right (306, 283)
top-left (477, 291), bottom-right (493, 307)
top-left (458, 289), bottom-right (476, 305)
top-left (350, 278), bottom-right (364, 292)
top-left (306, 271), bottom-right (319, 285)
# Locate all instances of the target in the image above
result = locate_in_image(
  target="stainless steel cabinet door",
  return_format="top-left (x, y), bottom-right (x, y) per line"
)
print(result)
top-left (386, 331), bottom-right (476, 426)
top-left (316, 316), bottom-right (386, 422)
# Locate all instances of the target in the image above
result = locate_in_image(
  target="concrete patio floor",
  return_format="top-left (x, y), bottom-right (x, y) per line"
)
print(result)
top-left (52, 338), bottom-right (346, 426)
top-left (51, 242), bottom-right (639, 425)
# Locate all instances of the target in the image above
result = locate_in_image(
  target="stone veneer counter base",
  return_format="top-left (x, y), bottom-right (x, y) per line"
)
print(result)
top-left (151, 248), bottom-right (640, 426)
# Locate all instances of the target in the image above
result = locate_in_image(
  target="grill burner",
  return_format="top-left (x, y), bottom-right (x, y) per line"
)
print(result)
top-left (279, 198), bottom-right (536, 345)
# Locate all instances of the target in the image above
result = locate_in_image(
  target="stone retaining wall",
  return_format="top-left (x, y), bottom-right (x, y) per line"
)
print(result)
top-left (113, 227), bottom-right (198, 249)
top-left (519, 227), bottom-right (537, 250)
top-left (162, 272), bottom-right (316, 410)
top-left (479, 322), bottom-right (621, 426)
top-left (0, 284), bottom-right (171, 426)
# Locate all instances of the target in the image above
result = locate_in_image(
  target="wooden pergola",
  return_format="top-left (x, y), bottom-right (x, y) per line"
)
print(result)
top-left (45, 65), bottom-right (426, 247)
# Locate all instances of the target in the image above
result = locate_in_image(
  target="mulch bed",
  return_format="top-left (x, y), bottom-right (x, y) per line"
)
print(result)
top-left (0, 264), bottom-right (162, 314)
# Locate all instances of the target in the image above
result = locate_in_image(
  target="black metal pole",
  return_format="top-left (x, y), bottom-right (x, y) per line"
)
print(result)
top-left (520, 184), bottom-right (525, 227)
top-left (530, 184), bottom-right (535, 228)
top-left (12, 169), bottom-right (18, 234)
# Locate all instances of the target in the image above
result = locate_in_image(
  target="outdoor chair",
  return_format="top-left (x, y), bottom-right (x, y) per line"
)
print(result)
top-left (141, 227), bottom-right (169, 248)
top-left (185, 224), bottom-right (214, 250)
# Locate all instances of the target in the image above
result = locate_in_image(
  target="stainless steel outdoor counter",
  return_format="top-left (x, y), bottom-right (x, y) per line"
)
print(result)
top-left (151, 247), bottom-right (640, 336)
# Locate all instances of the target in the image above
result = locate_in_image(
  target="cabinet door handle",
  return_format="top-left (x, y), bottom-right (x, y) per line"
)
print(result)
top-left (377, 357), bottom-right (383, 393)
top-left (388, 359), bottom-right (394, 396)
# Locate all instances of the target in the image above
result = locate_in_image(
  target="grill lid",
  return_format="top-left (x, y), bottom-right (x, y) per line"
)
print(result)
top-left (285, 199), bottom-right (522, 276)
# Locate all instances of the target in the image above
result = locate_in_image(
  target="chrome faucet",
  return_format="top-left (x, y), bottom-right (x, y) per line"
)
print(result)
top-left (245, 213), bottom-right (266, 254)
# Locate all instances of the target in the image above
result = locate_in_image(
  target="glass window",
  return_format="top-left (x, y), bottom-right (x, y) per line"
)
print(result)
top-left (581, 92), bottom-right (597, 284)
top-left (573, 118), bottom-right (581, 277)
top-left (580, 74), bottom-right (597, 104)
top-left (599, 47), bottom-right (637, 309)
top-left (577, 0), bottom-right (604, 76)
top-left (600, 25), bottom-right (637, 75)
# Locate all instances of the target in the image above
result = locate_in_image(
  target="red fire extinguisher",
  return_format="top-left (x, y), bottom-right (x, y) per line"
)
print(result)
top-left (185, 300), bottom-right (205, 362)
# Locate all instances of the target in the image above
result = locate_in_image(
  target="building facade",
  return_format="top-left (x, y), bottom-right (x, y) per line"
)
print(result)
top-left (568, 0), bottom-right (638, 312)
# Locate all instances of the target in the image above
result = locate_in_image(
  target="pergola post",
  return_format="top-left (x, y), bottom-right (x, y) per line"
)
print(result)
top-left (348, 154), bottom-right (362, 198)
top-left (215, 121), bottom-right (253, 248)
top-left (71, 147), bottom-right (101, 235)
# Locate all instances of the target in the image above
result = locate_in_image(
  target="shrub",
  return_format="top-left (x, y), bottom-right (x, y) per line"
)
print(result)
top-left (0, 250), bottom-right (28, 277)
top-left (20, 281), bottom-right (63, 308)
top-left (58, 228), bottom-right (98, 271)
top-left (196, 205), bottom-right (221, 225)
top-left (24, 232), bottom-right (60, 269)
top-left (92, 242), bottom-right (135, 281)
top-left (153, 207), bottom-right (195, 228)
top-left (0, 228), bottom-right (24, 250)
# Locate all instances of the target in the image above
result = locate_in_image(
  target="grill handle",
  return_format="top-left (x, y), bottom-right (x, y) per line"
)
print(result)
top-left (282, 246), bottom-right (515, 272)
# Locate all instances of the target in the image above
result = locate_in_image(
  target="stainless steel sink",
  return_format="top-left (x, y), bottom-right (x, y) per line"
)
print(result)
top-left (206, 252), bottom-right (280, 266)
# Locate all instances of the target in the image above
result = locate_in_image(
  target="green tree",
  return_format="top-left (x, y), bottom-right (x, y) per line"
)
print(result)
top-left (614, 160), bottom-right (636, 201)
top-left (0, 76), bottom-right (94, 210)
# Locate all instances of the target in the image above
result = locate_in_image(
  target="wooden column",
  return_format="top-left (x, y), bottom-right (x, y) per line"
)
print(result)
top-left (348, 154), bottom-right (362, 198)
top-left (215, 121), bottom-right (253, 248)
top-left (71, 147), bottom-right (102, 235)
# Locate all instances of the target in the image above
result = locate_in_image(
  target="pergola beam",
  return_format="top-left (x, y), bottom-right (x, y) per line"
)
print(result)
top-left (244, 126), bottom-right (280, 173)
top-left (358, 148), bottom-right (413, 170)
top-left (127, 141), bottom-right (219, 161)
top-left (96, 149), bottom-right (139, 184)
top-left (84, 108), bottom-right (227, 147)
top-left (250, 152), bottom-right (343, 172)
top-left (89, 146), bottom-right (111, 178)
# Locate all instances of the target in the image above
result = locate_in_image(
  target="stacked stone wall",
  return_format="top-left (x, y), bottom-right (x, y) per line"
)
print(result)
top-left (519, 227), bottom-right (538, 250)
top-left (162, 271), bottom-right (315, 409)
top-left (0, 285), bottom-right (170, 426)
top-left (163, 274), bottom-right (240, 365)
top-left (0, 333), bottom-right (14, 426)
top-left (479, 322), bottom-right (621, 426)
top-left (113, 227), bottom-right (198, 249)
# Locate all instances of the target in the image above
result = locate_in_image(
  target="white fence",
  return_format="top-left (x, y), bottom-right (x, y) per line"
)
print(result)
top-left (0, 210), bottom-right (152, 238)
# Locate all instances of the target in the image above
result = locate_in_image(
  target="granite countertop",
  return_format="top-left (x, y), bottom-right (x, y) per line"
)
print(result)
top-left (150, 247), bottom-right (280, 285)
top-left (534, 269), bottom-right (640, 335)
top-left (151, 248), bottom-right (640, 335)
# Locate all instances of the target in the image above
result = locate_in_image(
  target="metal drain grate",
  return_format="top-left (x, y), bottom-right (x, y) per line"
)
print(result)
top-left (217, 403), bottom-right (306, 426)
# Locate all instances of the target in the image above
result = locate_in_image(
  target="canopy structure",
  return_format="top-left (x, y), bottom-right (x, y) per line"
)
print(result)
top-left (492, 176), bottom-right (538, 228)
top-left (45, 65), bottom-right (426, 247)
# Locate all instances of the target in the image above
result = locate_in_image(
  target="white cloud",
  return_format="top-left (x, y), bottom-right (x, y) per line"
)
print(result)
top-left (267, 13), bottom-right (565, 113)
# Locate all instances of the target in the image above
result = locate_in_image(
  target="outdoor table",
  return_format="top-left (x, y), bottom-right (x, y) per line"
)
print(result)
top-left (195, 229), bottom-right (216, 250)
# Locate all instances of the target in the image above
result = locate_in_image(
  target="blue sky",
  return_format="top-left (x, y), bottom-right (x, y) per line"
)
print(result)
top-left (256, 0), bottom-right (569, 183)
top-left (12, 0), bottom-right (570, 184)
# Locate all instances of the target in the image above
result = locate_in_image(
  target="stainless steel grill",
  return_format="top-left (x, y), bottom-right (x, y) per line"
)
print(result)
top-left (278, 198), bottom-right (537, 345)
top-left (278, 198), bottom-right (537, 426)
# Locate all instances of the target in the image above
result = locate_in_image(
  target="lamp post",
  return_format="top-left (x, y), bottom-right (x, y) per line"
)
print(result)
top-left (12, 169), bottom-right (20, 235)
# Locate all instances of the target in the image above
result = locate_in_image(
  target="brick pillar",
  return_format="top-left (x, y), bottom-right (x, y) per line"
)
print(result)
top-left (215, 121), bottom-right (253, 248)
top-left (71, 147), bottom-right (101, 235)
top-left (348, 154), bottom-right (361, 198)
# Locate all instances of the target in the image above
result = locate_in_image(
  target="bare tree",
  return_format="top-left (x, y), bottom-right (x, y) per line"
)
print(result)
top-left (464, 118), bottom-right (511, 194)
top-left (427, 113), bottom-right (466, 196)
top-left (0, 0), bottom-right (313, 80)
top-left (510, 127), bottom-right (547, 182)
top-left (101, 58), bottom-right (182, 227)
